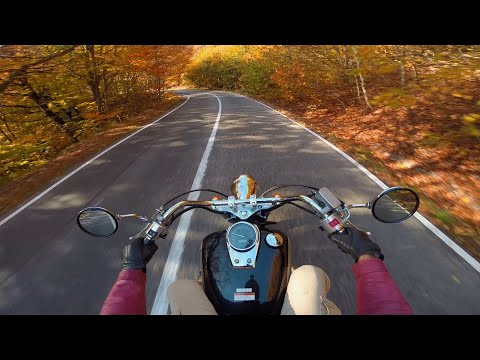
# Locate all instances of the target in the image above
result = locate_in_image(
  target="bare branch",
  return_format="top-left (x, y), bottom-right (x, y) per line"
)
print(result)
top-left (0, 46), bottom-right (77, 94)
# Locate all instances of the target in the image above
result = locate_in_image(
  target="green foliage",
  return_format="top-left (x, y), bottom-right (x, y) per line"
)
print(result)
top-left (461, 113), bottom-right (480, 137)
top-left (419, 133), bottom-right (444, 147)
top-left (433, 209), bottom-right (457, 227)
top-left (187, 45), bottom-right (480, 114)
top-left (370, 87), bottom-right (417, 108)
top-left (186, 46), bottom-right (244, 90)
top-left (240, 61), bottom-right (275, 95)
top-left (0, 143), bottom-right (53, 185)
top-left (355, 149), bottom-right (387, 173)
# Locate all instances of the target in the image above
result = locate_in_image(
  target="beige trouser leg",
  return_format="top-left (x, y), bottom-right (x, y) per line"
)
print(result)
top-left (167, 279), bottom-right (218, 315)
top-left (281, 265), bottom-right (342, 315)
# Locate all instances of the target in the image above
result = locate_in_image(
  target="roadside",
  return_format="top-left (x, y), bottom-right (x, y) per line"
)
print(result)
top-left (0, 95), bottom-right (183, 218)
top-left (246, 94), bottom-right (480, 262)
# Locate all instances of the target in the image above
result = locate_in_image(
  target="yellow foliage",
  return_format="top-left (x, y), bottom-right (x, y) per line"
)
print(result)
top-left (452, 93), bottom-right (474, 100)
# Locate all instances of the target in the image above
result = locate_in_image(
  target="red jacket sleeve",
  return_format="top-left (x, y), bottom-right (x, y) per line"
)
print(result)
top-left (100, 269), bottom-right (147, 315)
top-left (352, 259), bottom-right (413, 315)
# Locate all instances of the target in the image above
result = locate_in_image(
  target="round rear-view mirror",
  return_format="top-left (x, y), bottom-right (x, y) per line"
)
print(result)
top-left (77, 207), bottom-right (118, 237)
top-left (371, 187), bottom-right (420, 223)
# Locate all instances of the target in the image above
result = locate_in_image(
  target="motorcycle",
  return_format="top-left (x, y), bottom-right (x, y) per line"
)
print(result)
top-left (77, 174), bottom-right (420, 315)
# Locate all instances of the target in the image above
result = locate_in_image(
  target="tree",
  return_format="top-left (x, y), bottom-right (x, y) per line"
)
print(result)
top-left (0, 45), bottom-right (80, 142)
top-left (129, 46), bottom-right (194, 97)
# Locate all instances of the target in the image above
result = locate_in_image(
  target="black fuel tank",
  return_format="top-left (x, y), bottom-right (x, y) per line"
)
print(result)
top-left (201, 229), bottom-right (290, 315)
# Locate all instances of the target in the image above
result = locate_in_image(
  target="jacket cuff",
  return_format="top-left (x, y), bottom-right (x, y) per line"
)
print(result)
top-left (352, 258), bottom-right (387, 279)
top-left (117, 269), bottom-right (146, 282)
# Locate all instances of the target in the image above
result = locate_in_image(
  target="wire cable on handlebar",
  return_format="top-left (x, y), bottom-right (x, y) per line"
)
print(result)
top-left (257, 199), bottom-right (317, 215)
top-left (260, 184), bottom-right (319, 197)
top-left (168, 199), bottom-right (317, 223)
top-left (161, 189), bottom-right (229, 208)
top-left (169, 205), bottom-right (220, 223)
top-left (288, 201), bottom-right (317, 215)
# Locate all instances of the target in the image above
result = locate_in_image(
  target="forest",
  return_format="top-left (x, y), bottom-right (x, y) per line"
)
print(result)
top-left (1, 45), bottom-right (479, 258)
top-left (0, 45), bottom-right (193, 214)
top-left (186, 45), bottom-right (480, 258)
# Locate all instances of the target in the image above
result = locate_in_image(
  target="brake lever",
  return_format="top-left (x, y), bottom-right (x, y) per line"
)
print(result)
top-left (130, 223), bottom-right (151, 241)
top-left (346, 220), bottom-right (371, 236)
top-left (141, 226), bottom-right (168, 245)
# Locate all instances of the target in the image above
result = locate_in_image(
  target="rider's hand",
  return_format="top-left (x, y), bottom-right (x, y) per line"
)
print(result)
top-left (328, 226), bottom-right (384, 262)
top-left (121, 237), bottom-right (158, 272)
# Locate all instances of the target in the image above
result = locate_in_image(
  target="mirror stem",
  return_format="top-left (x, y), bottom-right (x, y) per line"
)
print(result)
top-left (116, 214), bottom-right (150, 222)
top-left (348, 203), bottom-right (371, 209)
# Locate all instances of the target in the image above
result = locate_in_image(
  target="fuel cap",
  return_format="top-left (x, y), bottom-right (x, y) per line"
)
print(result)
top-left (265, 233), bottom-right (283, 247)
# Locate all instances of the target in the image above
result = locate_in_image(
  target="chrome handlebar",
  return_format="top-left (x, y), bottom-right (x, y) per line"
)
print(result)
top-left (78, 182), bottom-right (418, 244)
top-left (159, 195), bottom-right (322, 220)
top-left (141, 195), bottom-right (350, 243)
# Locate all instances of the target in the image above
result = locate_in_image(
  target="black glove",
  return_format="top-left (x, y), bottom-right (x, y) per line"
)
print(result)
top-left (121, 237), bottom-right (158, 272)
top-left (328, 226), bottom-right (384, 262)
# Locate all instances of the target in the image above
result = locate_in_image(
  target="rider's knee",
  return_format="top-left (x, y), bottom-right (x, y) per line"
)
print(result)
top-left (167, 279), bottom-right (199, 298)
top-left (290, 265), bottom-right (331, 294)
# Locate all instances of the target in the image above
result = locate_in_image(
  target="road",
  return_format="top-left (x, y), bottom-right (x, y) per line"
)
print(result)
top-left (0, 91), bottom-right (479, 314)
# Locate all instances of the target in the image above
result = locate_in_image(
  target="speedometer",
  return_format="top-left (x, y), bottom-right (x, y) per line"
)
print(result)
top-left (226, 221), bottom-right (259, 251)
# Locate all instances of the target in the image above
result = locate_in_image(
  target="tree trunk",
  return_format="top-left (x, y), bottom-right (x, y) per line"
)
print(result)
top-left (102, 66), bottom-right (109, 112)
top-left (0, 126), bottom-right (12, 143)
top-left (342, 45), bottom-right (350, 68)
top-left (0, 115), bottom-right (16, 139)
top-left (124, 82), bottom-right (130, 104)
top-left (20, 77), bottom-right (78, 143)
top-left (354, 75), bottom-right (361, 104)
top-left (59, 106), bottom-right (84, 122)
top-left (84, 45), bottom-right (104, 114)
top-left (407, 47), bottom-right (418, 82)
top-left (287, 46), bottom-right (293, 63)
top-left (400, 46), bottom-right (406, 88)
top-left (352, 46), bottom-right (373, 110)
top-left (161, 69), bottom-right (166, 95)
top-left (0, 46), bottom-right (76, 94)
top-left (400, 60), bottom-right (406, 87)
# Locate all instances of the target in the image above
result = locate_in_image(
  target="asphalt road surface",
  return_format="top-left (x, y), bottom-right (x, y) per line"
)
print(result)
top-left (1, 91), bottom-right (479, 314)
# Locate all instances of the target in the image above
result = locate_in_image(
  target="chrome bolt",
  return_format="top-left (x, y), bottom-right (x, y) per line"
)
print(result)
top-left (247, 258), bottom-right (252, 264)
top-left (234, 259), bottom-right (239, 264)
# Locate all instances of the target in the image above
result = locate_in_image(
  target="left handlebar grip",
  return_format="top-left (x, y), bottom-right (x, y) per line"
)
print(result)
top-left (143, 220), bottom-right (167, 243)
top-left (143, 237), bottom-right (154, 245)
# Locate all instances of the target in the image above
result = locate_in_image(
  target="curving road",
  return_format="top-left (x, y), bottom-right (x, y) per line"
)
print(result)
top-left (0, 90), bottom-right (479, 314)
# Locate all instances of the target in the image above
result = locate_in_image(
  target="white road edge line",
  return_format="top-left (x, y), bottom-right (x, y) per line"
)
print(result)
top-left (249, 97), bottom-right (480, 274)
top-left (0, 96), bottom-right (191, 228)
top-left (151, 93), bottom-right (222, 315)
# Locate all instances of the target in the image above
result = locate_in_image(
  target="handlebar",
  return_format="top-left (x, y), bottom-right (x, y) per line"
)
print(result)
top-left (141, 193), bottom-right (350, 243)
top-left (161, 195), bottom-right (324, 220)
top-left (77, 180), bottom-right (420, 243)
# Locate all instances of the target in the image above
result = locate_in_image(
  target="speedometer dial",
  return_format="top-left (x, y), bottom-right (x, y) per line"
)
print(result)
top-left (226, 222), bottom-right (259, 251)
